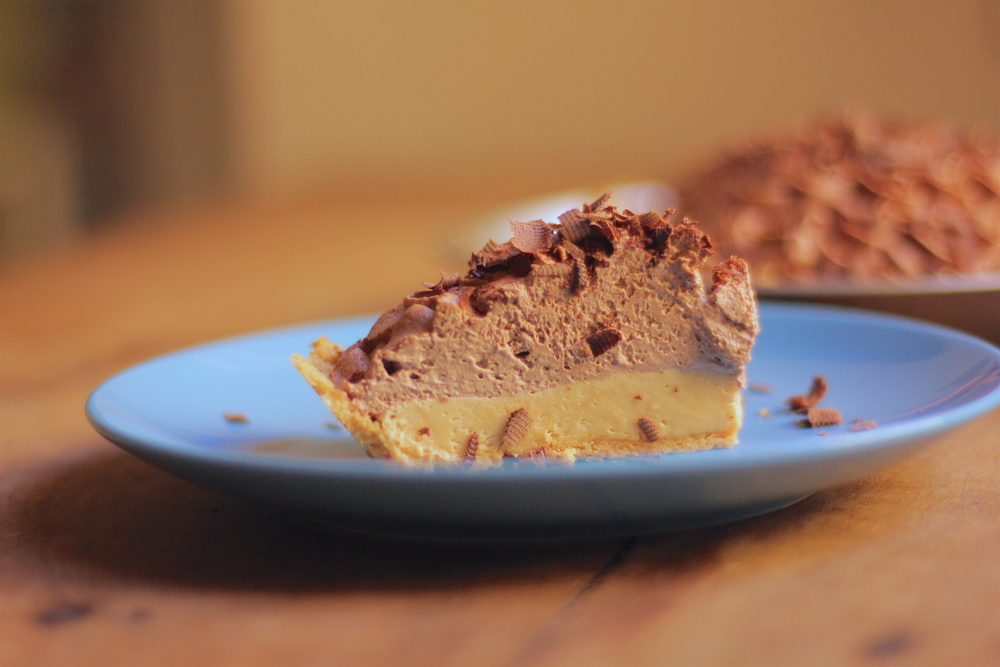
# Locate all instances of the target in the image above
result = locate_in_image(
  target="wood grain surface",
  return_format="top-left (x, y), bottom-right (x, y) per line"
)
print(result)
top-left (1, 195), bottom-right (998, 667)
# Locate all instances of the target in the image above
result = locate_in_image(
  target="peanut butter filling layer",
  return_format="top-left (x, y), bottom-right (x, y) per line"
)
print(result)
top-left (377, 366), bottom-right (741, 464)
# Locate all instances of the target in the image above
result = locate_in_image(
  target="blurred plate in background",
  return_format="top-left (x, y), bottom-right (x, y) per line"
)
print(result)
top-left (758, 272), bottom-right (1000, 345)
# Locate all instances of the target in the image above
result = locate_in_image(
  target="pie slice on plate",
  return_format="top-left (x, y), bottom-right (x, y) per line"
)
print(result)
top-left (294, 194), bottom-right (759, 466)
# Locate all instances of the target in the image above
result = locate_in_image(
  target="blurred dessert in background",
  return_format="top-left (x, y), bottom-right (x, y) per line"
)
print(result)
top-left (678, 112), bottom-right (1000, 288)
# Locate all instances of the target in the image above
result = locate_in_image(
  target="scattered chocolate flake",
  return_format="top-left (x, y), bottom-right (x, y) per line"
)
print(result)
top-left (787, 376), bottom-right (828, 413)
top-left (586, 328), bottom-right (623, 357)
top-left (757, 408), bottom-right (771, 418)
top-left (634, 395), bottom-right (642, 400)
top-left (465, 432), bottom-right (480, 460)
top-left (223, 412), bottom-right (248, 424)
top-left (37, 603), bottom-right (93, 626)
top-left (502, 408), bottom-right (534, 450)
top-left (558, 209), bottom-right (593, 243)
top-left (418, 427), bottom-right (431, 436)
top-left (849, 418), bottom-right (865, 424)
top-left (637, 417), bottom-right (660, 442)
top-left (323, 421), bottom-right (343, 430)
top-left (510, 219), bottom-right (553, 253)
top-left (805, 407), bottom-right (843, 427)
top-left (850, 420), bottom-right (878, 432)
top-left (749, 383), bottom-right (772, 394)
top-left (818, 430), bottom-right (830, 435)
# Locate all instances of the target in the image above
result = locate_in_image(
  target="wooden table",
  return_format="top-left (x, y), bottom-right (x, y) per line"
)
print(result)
top-left (2, 194), bottom-right (998, 666)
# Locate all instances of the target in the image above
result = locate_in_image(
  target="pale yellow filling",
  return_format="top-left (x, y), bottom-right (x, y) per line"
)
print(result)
top-left (377, 367), bottom-right (742, 464)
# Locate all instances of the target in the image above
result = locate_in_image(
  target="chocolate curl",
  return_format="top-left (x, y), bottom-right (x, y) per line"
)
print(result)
top-left (586, 328), bottom-right (623, 356)
top-left (465, 432), bottom-right (480, 460)
top-left (637, 418), bottom-right (660, 442)
top-left (510, 220), bottom-right (553, 253)
top-left (590, 191), bottom-right (612, 211)
top-left (787, 376), bottom-right (828, 413)
top-left (501, 408), bottom-right (534, 450)
top-left (805, 407), bottom-right (843, 428)
top-left (531, 262), bottom-right (574, 278)
top-left (421, 272), bottom-right (463, 293)
top-left (558, 209), bottom-right (592, 243)
top-left (638, 211), bottom-right (664, 229)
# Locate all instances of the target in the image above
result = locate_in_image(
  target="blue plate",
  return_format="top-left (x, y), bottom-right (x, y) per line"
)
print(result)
top-left (86, 303), bottom-right (1000, 539)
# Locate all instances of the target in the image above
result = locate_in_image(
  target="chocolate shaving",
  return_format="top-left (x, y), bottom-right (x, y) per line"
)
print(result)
top-left (570, 258), bottom-right (588, 292)
top-left (465, 432), bottom-right (480, 460)
top-left (531, 262), bottom-right (574, 278)
top-left (501, 408), bottom-right (534, 450)
top-left (787, 376), bottom-right (828, 413)
top-left (418, 427), bottom-right (431, 436)
top-left (586, 328), bottom-right (623, 356)
top-left (558, 209), bottom-right (593, 243)
top-left (638, 211), bottom-right (664, 229)
top-left (590, 217), bottom-right (618, 245)
top-left (749, 383), bottom-right (772, 394)
top-left (472, 248), bottom-right (519, 273)
top-left (590, 191), bottom-right (612, 210)
top-left (849, 420), bottom-right (878, 432)
top-left (528, 448), bottom-right (548, 464)
top-left (423, 272), bottom-right (462, 293)
top-left (223, 412), bottom-right (248, 424)
top-left (805, 407), bottom-right (843, 427)
top-left (510, 219), bottom-right (553, 253)
top-left (637, 417), bottom-right (660, 442)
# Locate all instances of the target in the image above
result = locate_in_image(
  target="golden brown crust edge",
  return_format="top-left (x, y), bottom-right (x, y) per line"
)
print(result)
top-left (291, 338), bottom-right (393, 461)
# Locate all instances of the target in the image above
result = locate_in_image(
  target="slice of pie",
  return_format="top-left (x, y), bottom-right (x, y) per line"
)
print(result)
top-left (293, 194), bottom-right (759, 466)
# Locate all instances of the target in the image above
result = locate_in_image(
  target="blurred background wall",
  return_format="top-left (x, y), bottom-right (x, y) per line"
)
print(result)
top-left (2, 0), bottom-right (998, 260)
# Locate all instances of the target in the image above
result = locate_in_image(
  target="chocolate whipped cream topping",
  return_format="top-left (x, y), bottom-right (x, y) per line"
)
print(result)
top-left (332, 196), bottom-right (759, 415)
top-left (680, 112), bottom-right (1000, 286)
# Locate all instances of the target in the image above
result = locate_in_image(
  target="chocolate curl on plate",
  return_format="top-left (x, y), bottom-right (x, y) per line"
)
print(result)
top-left (805, 407), bottom-right (842, 427)
top-left (787, 375), bottom-right (828, 413)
